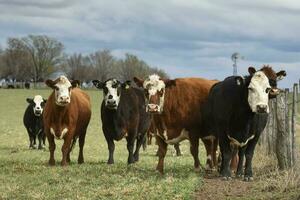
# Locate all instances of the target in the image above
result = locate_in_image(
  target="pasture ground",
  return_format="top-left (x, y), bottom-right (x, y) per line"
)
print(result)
top-left (0, 89), bottom-right (299, 200)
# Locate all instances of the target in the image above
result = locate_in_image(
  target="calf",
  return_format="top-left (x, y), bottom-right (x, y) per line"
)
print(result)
top-left (93, 78), bottom-right (151, 164)
top-left (43, 76), bottom-right (91, 166)
top-left (134, 75), bottom-right (218, 174)
top-left (204, 66), bottom-right (286, 180)
top-left (23, 95), bottom-right (46, 149)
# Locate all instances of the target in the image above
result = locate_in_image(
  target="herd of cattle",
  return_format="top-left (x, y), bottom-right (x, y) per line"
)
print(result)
top-left (23, 65), bottom-right (286, 181)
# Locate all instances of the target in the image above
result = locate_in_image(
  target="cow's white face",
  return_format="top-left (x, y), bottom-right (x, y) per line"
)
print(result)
top-left (93, 79), bottom-right (131, 110)
top-left (33, 95), bottom-right (45, 116)
top-left (248, 71), bottom-right (271, 113)
top-left (103, 79), bottom-right (121, 109)
top-left (45, 76), bottom-right (79, 106)
top-left (142, 74), bottom-right (166, 113)
top-left (27, 95), bottom-right (46, 116)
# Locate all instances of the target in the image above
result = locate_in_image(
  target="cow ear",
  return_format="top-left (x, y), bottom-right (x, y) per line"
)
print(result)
top-left (92, 80), bottom-right (105, 89)
top-left (45, 79), bottom-right (56, 89)
top-left (43, 98), bottom-right (47, 103)
top-left (235, 77), bottom-right (244, 86)
top-left (164, 79), bottom-right (176, 88)
top-left (71, 80), bottom-right (80, 88)
top-left (276, 70), bottom-right (286, 81)
top-left (122, 80), bottom-right (131, 89)
top-left (133, 77), bottom-right (144, 87)
top-left (248, 66), bottom-right (256, 76)
top-left (26, 98), bottom-right (33, 104)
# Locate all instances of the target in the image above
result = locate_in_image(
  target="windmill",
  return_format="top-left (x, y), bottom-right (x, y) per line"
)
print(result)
top-left (231, 52), bottom-right (244, 76)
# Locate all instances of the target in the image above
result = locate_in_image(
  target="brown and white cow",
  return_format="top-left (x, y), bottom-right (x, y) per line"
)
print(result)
top-left (43, 76), bottom-right (91, 166)
top-left (134, 74), bottom-right (218, 174)
top-left (146, 118), bottom-right (183, 157)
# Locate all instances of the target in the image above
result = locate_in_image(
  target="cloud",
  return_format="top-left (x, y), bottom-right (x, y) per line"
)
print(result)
top-left (0, 0), bottom-right (299, 87)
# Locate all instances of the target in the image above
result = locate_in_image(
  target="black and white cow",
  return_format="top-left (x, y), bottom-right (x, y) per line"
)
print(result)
top-left (203, 67), bottom-right (285, 180)
top-left (93, 78), bottom-right (151, 164)
top-left (23, 95), bottom-right (46, 149)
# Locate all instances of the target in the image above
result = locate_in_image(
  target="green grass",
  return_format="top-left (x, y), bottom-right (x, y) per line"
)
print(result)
top-left (0, 89), bottom-right (204, 200)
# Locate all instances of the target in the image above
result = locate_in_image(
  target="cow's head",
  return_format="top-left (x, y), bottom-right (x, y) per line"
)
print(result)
top-left (92, 78), bottom-right (131, 110)
top-left (249, 65), bottom-right (286, 98)
top-left (247, 68), bottom-right (272, 113)
top-left (45, 76), bottom-right (79, 106)
top-left (26, 95), bottom-right (46, 116)
top-left (134, 74), bottom-right (175, 114)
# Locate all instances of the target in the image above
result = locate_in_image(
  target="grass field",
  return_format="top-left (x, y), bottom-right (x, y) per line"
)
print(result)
top-left (0, 89), bottom-right (206, 200)
top-left (0, 89), bottom-right (299, 200)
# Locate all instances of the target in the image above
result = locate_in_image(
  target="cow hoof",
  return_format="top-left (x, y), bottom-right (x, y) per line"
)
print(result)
top-left (222, 176), bottom-right (232, 181)
top-left (107, 160), bottom-right (114, 164)
top-left (236, 174), bottom-right (243, 178)
top-left (194, 167), bottom-right (201, 173)
top-left (48, 160), bottom-right (55, 166)
top-left (61, 161), bottom-right (68, 166)
top-left (32, 145), bottom-right (37, 149)
top-left (244, 176), bottom-right (254, 182)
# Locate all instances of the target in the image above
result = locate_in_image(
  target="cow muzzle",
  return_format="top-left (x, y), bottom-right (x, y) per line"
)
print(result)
top-left (269, 88), bottom-right (281, 98)
top-left (57, 96), bottom-right (70, 106)
top-left (34, 110), bottom-right (42, 116)
top-left (147, 104), bottom-right (161, 113)
top-left (256, 104), bottom-right (268, 113)
top-left (105, 100), bottom-right (117, 109)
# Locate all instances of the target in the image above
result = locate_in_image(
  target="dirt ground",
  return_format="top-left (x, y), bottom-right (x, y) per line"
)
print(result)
top-left (194, 172), bottom-right (253, 200)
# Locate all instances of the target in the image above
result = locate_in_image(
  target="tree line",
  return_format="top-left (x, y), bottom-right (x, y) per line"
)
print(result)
top-left (0, 35), bottom-right (168, 83)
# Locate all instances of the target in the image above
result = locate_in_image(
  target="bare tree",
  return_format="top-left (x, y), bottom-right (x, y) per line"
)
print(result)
top-left (1, 45), bottom-right (32, 80)
top-left (7, 35), bottom-right (64, 82)
top-left (89, 49), bottom-right (115, 81)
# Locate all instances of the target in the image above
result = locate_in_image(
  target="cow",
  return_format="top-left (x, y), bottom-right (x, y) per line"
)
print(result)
top-left (134, 75), bottom-right (218, 174)
top-left (146, 119), bottom-right (182, 156)
top-left (203, 66), bottom-right (286, 180)
top-left (23, 95), bottom-right (46, 149)
top-left (43, 76), bottom-right (91, 166)
top-left (92, 78), bottom-right (151, 164)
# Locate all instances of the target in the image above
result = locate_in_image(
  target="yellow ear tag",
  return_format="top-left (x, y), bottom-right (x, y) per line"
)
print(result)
top-left (125, 85), bottom-right (130, 89)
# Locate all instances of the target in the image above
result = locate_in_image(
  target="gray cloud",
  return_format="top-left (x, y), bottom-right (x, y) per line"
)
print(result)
top-left (0, 0), bottom-right (299, 87)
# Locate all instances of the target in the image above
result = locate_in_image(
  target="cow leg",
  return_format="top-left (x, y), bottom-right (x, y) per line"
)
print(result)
top-left (33, 135), bottom-right (37, 149)
top-left (219, 138), bottom-right (232, 180)
top-left (29, 134), bottom-right (34, 149)
top-left (78, 131), bottom-right (87, 164)
top-left (156, 135), bottom-right (167, 174)
top-left (61, 137), bottom-right (72, 166)
top-left (106, 138), bottom-right (115, 164)
top-left (133, 133), bottom-right (145, 162)
top-left (202, 138), bottom-right (215, 170)
top-left (244, 138), bottom-right (258, 181)
top-left (47, 134), bottom-right (56, 166)
top-left (42, 132), bottom-right (46, 146)
top-left (126, 134), bottom-right (135, 164)
top-left (236, 147), bottom-right (245, 177)
top-left (38, 133), bottom-right (43, 149)
top-left (174, 143), bottom-right (182, 156)
top-left (142, 135), bottom-right (147, 151)
top-left (189, 133), bottom-right (201, 172)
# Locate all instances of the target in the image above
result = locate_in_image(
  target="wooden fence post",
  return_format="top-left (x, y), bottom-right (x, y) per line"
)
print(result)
top-left (276, 92), bottom-right (290, 169)
top-left (291, 84), bottom-right (298, 166)
top-left (284, 89), bottom-right (292, 167)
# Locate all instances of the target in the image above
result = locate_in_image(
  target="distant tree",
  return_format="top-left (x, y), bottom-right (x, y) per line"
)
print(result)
top-left (66, 53), bottom-right (92, 81)
top-left (89, 49), bottom-right (115, 81)
top-left (1, 45), bottom-right (32, 80)
top-left (7, 35), bottom-right (64, 82)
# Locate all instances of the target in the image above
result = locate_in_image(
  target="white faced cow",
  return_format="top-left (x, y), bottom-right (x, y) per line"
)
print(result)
top-left (23, 95), bottom-right (47, 149)
top-left (43, 76), bottom-right (91, 166)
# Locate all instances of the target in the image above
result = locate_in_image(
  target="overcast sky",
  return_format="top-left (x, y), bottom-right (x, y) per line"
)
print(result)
top-left (0, 0), bottom-right (299, 87)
